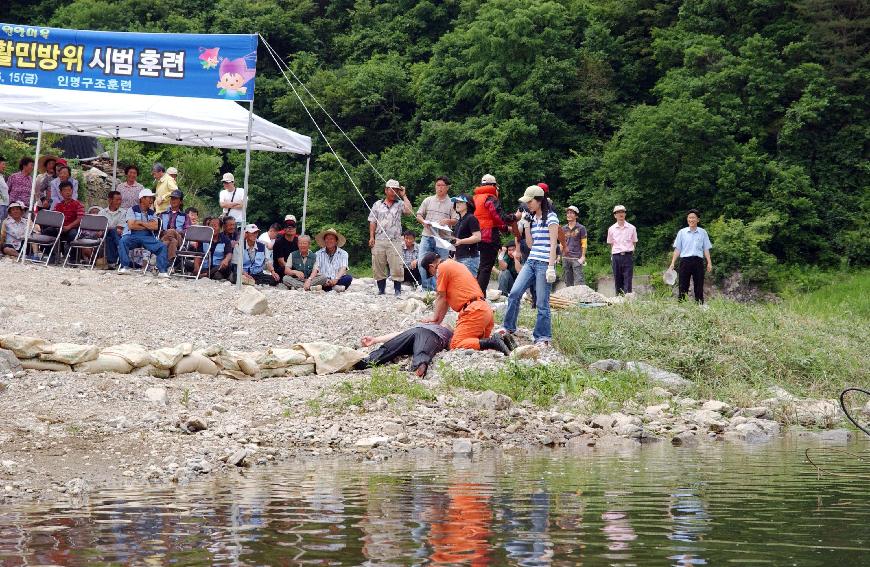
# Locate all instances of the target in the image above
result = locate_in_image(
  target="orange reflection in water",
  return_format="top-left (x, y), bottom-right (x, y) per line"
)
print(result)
top-left (429, 483), bottom-right (493, 566)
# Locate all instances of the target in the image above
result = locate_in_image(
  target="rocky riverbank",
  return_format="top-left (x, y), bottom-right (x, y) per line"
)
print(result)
top-left (0, 260), bottom-right (866, 503)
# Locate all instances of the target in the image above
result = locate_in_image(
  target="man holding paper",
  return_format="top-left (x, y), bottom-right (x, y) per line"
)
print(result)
top-left (416, 176), bottom-right (458, 290)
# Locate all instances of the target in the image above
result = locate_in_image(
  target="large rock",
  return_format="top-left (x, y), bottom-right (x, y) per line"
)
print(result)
top-left (355, 436), bottom-right (389, 449)
top-left (589, 359), bottom-right (623, 372)
top-left (688, 409), bottom-right (728, 433)
top-left (236, 286), bottom-right (269, 315)
top-left (398, 298), bottom-right (426, 314)
top-left (701, 400), bottom-right (732, 415)
top-left (792, 400), bottom-right (841, 427)
top-left (475, 390), bottom-right (512, 411)
top-left (625, 361), bottom-right (693, 393)
top-left (511, 345), bottom-right (540, 360)
top-left (0, 349), bottom-right (22, 375)
top-left (144, 387), bottom-right (168, 405)
top-left (39, 343), bottom-right (99, 365)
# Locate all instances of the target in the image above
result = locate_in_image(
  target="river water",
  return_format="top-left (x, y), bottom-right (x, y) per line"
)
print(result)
top-left (1, 438), bottom-right (867, 566)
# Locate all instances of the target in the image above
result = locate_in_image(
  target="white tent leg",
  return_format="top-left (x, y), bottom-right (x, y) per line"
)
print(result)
top-left (111, 127), bottom-right (119, 189)
top-left (236, 99), bottom-right (255, 290)
top-left (19, 122), bottom-right (43, 263)
top-left (301, 155), bottom-right (310, 235)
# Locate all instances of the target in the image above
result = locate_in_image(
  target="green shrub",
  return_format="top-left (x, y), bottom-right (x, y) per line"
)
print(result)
top-left (707, 214), bottom-right (778, 287)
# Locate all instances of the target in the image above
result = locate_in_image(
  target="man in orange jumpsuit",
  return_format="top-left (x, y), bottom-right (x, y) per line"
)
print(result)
top-left (419, 252), bottom-right (512, 354)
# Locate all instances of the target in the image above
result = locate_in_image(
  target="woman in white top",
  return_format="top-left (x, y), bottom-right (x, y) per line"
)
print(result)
top-left (499, 185), bottom-right (560, 346)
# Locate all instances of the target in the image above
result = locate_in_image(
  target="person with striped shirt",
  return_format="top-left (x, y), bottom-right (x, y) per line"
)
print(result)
top-left (499, 185), bottom-right (560, 346)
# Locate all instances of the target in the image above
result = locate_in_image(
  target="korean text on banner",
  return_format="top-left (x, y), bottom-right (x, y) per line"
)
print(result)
top-left (0, 23), bottom-right (257, 101)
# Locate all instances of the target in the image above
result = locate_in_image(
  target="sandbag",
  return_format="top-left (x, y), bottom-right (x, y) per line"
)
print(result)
top-left (199, 344), bottom-right (225, 357)
top-left (288, 363), bottom-right (316, 377)
top-left (259, 367), bottom-right (292, 378)
top-left (130, 364), bottom-right (171, 379)
top-left (40, 343), bottom-right (99, 365)
top-left (218, 369), bottom-right (253, 381)
top-left (178, 343), bottom-right (194, 356)
top-left (102, 344), bottom-right (153, 367)
top-left (0, 334), bottom-right (50, 359)
top-left (256, 347), bottom-right (309, 369)
top-left (73, 354), bottom-right (134, 374)
top-left (150, 346), bottom-right (184, 369)
top-left (20, 359), bottom-right (72, 372)
top-left (228, 351), bottom-right (260, 377)
top-left (294, 342), bottom-right (366, 375)
top-left (173, 352), bottom-right (220, 376)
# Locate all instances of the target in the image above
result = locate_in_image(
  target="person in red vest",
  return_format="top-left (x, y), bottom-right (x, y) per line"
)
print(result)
top-left (472, 174), bottom-right (517, 293)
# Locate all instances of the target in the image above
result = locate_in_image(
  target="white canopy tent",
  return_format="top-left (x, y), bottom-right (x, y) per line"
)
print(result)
top-left (0, 85), bottom-right (311, 154)
top-left (0, 84), bottom-right (313, 287)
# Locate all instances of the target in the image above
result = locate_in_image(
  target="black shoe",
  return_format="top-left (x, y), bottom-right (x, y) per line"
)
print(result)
top-left (479, 335), bottom-right (510, 356)
top-left (501, 333), bottom-right (518, 352)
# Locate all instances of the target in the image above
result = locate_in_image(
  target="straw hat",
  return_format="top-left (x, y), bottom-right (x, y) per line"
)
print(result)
top-left (38, 154), bottom-right (60, 173)
top-left (315, 227), bottom-right (346, 248)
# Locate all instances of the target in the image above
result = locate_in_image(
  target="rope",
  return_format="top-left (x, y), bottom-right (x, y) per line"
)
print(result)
top-left (840, 387), bottom-right (870, 438)
top-left (257, 34), bottom-right (386, 184)
top-left (257, 34), bottom-right (421, 287)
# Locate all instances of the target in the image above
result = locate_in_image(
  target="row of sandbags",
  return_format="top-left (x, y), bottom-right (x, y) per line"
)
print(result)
top-left (0, 334), bottom-right (366, 379)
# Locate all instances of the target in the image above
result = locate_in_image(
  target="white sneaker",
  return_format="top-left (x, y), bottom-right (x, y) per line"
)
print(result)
top-left (334, 285), bottom-right (346, 292)
top-left (157, 272), bottom-right (170, 279)
top-left (118, 267), bottom-right (131, 274)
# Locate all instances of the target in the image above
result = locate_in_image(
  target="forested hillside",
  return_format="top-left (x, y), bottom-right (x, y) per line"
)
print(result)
top-left (3, 0), bottom-right (867, 278)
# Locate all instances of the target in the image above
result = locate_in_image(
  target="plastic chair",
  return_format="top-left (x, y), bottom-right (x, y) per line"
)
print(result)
top-left (63, 214), bottom-right (109, 269)
top-left (18, 210), bottom-right (64, 266)
top-left (171, 225), bottom-right (214, 280)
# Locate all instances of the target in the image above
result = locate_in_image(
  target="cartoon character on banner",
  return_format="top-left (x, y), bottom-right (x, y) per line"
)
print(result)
top-left (199, 47), bottom-right (220, 69)
top-left (216, 56), bottom-right (255, 99)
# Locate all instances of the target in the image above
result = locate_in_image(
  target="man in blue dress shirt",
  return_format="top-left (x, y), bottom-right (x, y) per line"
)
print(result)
top-left (668, 209), bottom-right (713, 303)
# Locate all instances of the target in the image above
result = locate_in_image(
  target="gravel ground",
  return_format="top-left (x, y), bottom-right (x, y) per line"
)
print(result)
top-left (0, 259), bottom-right (861, 503)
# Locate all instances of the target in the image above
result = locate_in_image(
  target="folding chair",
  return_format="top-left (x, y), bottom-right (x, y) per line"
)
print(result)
top-left (140, 227), bottom-right (164, 274)
top-left (63, 214), bottom-right (109, 269)
top-left (171, 225), bottom-right (214, 280)
top-left (18, 210), bottom-right (64, 266)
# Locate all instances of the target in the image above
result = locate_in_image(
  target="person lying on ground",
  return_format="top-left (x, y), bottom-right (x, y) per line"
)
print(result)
top-left (356, 323), bottom-right (454, 378)
top-left (419, 252), bottom-right (512, 355)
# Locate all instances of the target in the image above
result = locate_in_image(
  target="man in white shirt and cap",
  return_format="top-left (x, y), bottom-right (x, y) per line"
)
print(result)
top-left (219, 172), bottom-right (245, 223)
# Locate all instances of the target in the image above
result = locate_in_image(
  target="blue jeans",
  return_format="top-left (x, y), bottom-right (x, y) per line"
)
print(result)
top-left (502, 259), bottom-right (552, 342)
top-left (104, 229), bottom-right (121, 264)
top-left (458, 255), bottom-right (480, 277)
top-left (417, 236), bottom-right (448, 290)
top-left (119, 233), bottom-right (169, 272)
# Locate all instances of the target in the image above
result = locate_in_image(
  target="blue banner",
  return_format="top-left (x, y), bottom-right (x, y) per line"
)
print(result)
top-left (0, 23), bottom-right (257, 100)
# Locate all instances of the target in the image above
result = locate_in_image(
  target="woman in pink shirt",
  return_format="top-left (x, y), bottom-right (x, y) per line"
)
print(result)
top-left (607, 205), bottom-right (638, 294)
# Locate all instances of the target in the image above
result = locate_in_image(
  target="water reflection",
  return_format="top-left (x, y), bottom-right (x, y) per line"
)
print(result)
top-left (1, 440), bottom-right (868, 566)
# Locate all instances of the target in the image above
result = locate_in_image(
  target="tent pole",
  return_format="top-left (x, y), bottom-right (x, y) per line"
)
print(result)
top-left (237, 99), bottom-right (255, 290)
top-left (301, 155), bottom-right (310, 235)
top-left (111, 127), bottom-right (119, 189)
top-left (19, 122), bottom-right (43, 263)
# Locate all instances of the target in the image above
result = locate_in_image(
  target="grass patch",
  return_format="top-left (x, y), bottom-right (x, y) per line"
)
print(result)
top-left (544, 271), bottom-right (869, 402)
top-left (336, 365), bottom-right (436, 408)
top-left (439, 361), bottom-right (655, 410)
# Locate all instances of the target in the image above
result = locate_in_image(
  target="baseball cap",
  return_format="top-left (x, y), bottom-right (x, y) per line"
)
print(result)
top-left (245, 223), bottom-right (260, 233)
top-left (566, 205), bottom-right (579, 214)
top-left (613, 205), bottom-right (627, 213)
top-left (284, 214), bottom-right (297, 223)
top-left (138, 188), bottom-right (156, 199)
top-left (222, 172), bottom-right (235, 183)
top-left (480, 174), bottom-right (497, 185)
top-left (166, 166), bottom-right (178, 175)
top-left (7, 201), bottom-right (25, 210)
top-left (537, 182), bottom-right (549, 194)
top-left (385, 179), bottom-right (401, 189)
top-left (518, 185), bottom-right (545, 203)
top-left (169, 189), bottom-right (184, 199)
